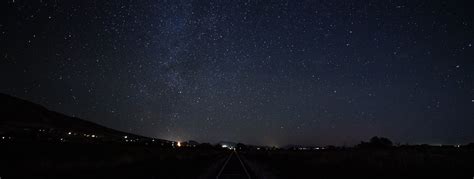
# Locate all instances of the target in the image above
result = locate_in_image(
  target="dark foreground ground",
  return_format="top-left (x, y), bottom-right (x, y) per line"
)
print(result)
top-left (240, 147), bottom-right (474, 179)
top-left (1, 143), bottom-right (474, 179)
top-left (0, 142), bottom-right (228, 179)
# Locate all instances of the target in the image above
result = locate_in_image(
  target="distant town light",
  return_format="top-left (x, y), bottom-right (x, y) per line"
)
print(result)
top-left (67, 132), bottom-right (72, 135)
top-left (91, 135), bottom-right (96, 138)
top-left (177, 141), bottom-right (181, 147)
top-left (124, 136), bottom-right (128, 139)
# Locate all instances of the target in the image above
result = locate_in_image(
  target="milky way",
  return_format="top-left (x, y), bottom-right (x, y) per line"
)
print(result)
top-left (1, 0), bottom-right (473, 146)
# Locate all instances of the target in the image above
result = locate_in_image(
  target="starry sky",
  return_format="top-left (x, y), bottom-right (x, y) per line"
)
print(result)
top-left (1, 0), bottom-right (473, 146)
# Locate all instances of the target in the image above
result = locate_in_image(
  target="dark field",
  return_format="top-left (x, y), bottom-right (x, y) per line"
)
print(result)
top-left (1, 142), bottom-right (474, 179)
top-left (240, 147), bottom-right (474, 179)
top-left (0, 142), bottom-right (227, 179)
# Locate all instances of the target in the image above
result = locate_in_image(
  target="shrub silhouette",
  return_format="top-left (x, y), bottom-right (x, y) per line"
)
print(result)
top-left (357, 136), bottom-right (393, 148)
top-left (236, 143), bottom-right (248, 151)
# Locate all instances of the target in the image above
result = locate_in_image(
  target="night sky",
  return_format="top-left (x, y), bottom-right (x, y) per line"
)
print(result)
top-left (1, 0), bottom-right (473, 146)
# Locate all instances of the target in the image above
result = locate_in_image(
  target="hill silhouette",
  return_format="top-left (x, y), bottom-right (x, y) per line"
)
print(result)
top-left (0, 93), bottom-right (168, 144)
top-left (0, 94), bottom-right (226, 179)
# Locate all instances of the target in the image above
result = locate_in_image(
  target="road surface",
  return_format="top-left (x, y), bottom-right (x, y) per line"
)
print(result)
top-left (216, 151), bottom-right (251, 179)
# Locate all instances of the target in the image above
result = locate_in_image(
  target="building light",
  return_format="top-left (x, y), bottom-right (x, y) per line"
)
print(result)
top-left (177, 141), bottom-right (181, 147)
top-left (91, 135), bottom-right (96, 138)
top-left (124, 136), bottom-right (128, 139)
top-left (68, 132), bottom-right (72, 135)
